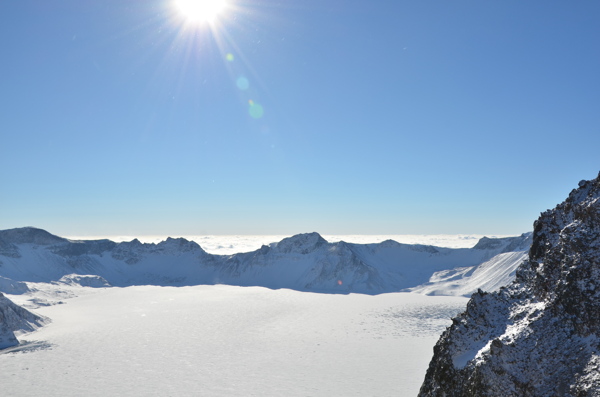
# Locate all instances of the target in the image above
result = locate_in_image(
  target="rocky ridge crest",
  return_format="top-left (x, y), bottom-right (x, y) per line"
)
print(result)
top-left (419, 172), bottom-right (600, 396)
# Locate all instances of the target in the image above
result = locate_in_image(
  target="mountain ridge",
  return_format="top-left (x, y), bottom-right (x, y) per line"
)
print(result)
top-left (0, 228), bottom-right (531, 296)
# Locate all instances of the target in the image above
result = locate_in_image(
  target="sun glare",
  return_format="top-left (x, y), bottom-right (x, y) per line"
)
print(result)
top-left (175, 0), bottom-right (228, 23)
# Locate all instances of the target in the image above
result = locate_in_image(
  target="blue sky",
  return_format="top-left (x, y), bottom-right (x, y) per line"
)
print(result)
top-left (1, 0), bottom-right (599, 237)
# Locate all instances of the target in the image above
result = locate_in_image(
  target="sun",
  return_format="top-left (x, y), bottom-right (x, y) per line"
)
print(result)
top-left (175, 0), bottom-right (228, 23)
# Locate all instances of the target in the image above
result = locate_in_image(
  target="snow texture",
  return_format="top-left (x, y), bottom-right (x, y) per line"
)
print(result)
top-left (419, 171), bottom-right (600, 396)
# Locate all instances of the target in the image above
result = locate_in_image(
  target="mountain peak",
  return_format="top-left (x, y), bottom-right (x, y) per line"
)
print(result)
top-left (0, 227), bottom-right (67, 245)
top-left (157, 237), bottom-right (203, 253)
top-left (274, 232), bottom-right (328, 254)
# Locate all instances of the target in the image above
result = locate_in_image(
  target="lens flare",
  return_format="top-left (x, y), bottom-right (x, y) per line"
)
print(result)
top-left (248, 100), bottom-right (264, 119)
top-left (236, 76), bottom-right (249, 90)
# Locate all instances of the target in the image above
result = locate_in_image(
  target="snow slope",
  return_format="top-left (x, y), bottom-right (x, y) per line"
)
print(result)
top-left (409, 251), bottom-right (529, 296)
top-left (0, 228), bottom-right (531, 296)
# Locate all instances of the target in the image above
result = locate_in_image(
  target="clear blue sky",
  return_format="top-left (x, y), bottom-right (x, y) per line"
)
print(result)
top-left (1, 0), bottom-right (599, 237)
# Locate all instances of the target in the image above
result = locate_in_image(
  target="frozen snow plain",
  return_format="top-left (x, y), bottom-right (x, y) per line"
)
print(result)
top-left (0, 231), bottom-right (532, 395)
top-left (2, 284), bottom-right (467, 396)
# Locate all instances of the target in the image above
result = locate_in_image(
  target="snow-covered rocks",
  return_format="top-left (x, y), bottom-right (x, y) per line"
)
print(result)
top-left (0, 276), bottom-right (29, 295)
top-left (58, 274), bottom-right (111, 288)
top-left (0, 292), bottom-right (46, 349)
top-left (419, 172), bottom-right (600, 396)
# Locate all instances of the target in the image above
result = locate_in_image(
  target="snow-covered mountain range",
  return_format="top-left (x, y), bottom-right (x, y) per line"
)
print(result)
top-left (0, 225), bottom-right (532, 351)
top-left (419, 172), bottom-right (600, 396)
top-left (0, 227), bottom-right (531, 296)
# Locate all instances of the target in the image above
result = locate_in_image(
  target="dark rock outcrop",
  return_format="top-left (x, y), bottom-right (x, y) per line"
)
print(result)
top-left (419, 172), bottom-right (600, 396)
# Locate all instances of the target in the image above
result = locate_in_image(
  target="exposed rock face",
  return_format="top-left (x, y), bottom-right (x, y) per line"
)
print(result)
top-left (419, 172), bottom-right (600, 396)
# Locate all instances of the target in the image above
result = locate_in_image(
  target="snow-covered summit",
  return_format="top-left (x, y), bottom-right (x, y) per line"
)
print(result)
top-left (0, 227), bottom-right (67, 246)
top-left (0, 227), bottom-right (67, 259)
top-left (419, 172), bottom-right (600, 396)
top-left (157, 237), bottom-right (203, 253)
top-left (271, 232), bottom-right (328, 254)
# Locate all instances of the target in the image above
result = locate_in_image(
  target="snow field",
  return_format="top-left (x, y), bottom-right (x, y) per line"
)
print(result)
top-left (1, 285), bottom-right (467, 396)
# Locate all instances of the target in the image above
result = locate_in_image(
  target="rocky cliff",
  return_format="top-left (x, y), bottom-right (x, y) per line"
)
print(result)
top-left (419, 172), bottom-right (600, 396)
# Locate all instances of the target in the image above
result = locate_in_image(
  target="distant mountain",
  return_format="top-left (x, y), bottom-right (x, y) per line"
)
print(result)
top-left (419, 172), bottom-right (600, 396)
top-left (0, 227), bottom-right (530, 295)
